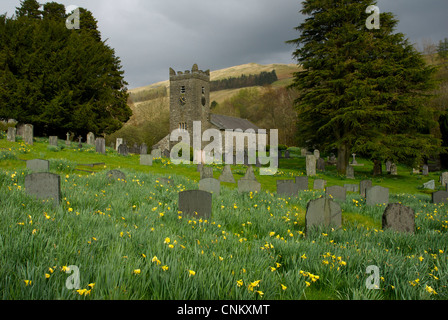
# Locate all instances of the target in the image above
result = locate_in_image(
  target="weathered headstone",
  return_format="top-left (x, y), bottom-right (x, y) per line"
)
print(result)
top-left (238, 179), bottom-right (261, 193)
top-left (423, 180), bottom-right (435, 190)
top-left (140, 154), bottom-right (153, 166)
top-left (305, 197), bottom-right (342, 231)
top-left (327, 154), bottom-right (337, 166)
top-left (200, 166), bottom-right (214, 179)
top-left (351, 153), bottom-right (358, 165)
top-left (106, 170), bottom-right (126, 182)
top-left (95, 138), bottom-right (106, 154)
top-left (386, 160), bottom-right (392, 173)
top-left (313, 179), bottom-right (326, 190)
top-left (277, 180), bottom-right (299, 198)
top-left (390, 163), bottom-right (398, 176)
top-left (346, 165), bottom-right (355, 179)
top-left (366, 186), bottom-right (389, 206)
top-left (197, 163), bottom-right (204, 172)
top-left (344, 184), bottom-right (359, 192)
top-left (242, 165), bottom-right (257, 181)
top-left (313, 150), bottom-right (320, 159)
top-left (306, 155), bottom-right (317, 176)
top-left (87, 132), bottom-right (95, 145)
top-left (199, 178), bottom-right (221, 196)
top-left (26, 159), bottom-right (50, 172)
top-left (25, 173), bottom-right (61, 206)
top-left (151, 148), bottom-right (162, 158)
top-left (325, 185), bottom-right (346, 201)
top-left (162, 149), bottom-right (170, 158)
top-left (118, 144), bottom-right (128, 156)
top-left (116, 138), bottom-right (123, 151)
top-left (156, 177), bottom-right (171, 186)
top-left (432, 191), bottom-right (448, 204)
top-left (360, 180), bottom-right (372, 197)
top-left (178, 190), bottom-right (212, 219)
top-left (77, 136), bottom-right (83, 149)
top-left (49, 136), bottom-right (58, 147)
top-left (440, 172), bottom-right (448, 186)
top-left (317, 158), bottom-right (325, 171)
top-left (300, 148), bottom-right (307, 157)
top-left (7, 127), bottom-right (16, 142)
top-left (65, 133), bottom-right (71, 146)
top-left (382, 203), bottom-right (415, 234)
top-left (412, 168), bottom-right (420, 174)
top-left (295, 176), bottom-right (309, 191)
top-left (140, 143), bottom-right (148, 155)
top-left (422, 165), bottom-right (429, 176)
top-left (23, 124), bottom-right (33, 145)
top-left (219, 165), bottom-right (236, 183)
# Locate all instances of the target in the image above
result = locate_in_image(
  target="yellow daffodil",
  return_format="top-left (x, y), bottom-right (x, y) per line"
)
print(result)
top-left (188, 270), bottom-right (196, 277)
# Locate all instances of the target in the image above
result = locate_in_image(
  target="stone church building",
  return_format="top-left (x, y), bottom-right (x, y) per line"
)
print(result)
top-left (154, 64), bottom-right (266, 160)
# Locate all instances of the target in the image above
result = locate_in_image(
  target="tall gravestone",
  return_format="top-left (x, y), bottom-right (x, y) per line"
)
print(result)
top-left (317, 158), bottom-right (325, 171)
top-left (7, 127), bottom-right (16, 142)
top-left (23, 124), bottom-right (34, 145)
top-left (326, 185), bottom-right (346, 201)
top-left (422, 165), bottom-right (429, 176)
top-left (277, 180), bottom-right (299, 198)
top-left (49, 136), bottom-right (58, 147)
top-left (306, 155), bottom-right (317, 176)
top-left (390, 163), bottom-right (398, 176)
top-left (382, 203), bottom-right (415, 234)
top-left (219, 165), bottom-right (236, 183)
top-left (116, 138), bottom-right (123, 151)
top-left (25, 173), bottom-right (61, 206)
top-left (178, 190), bottom-right (212, 219)
top-left (96, 138), bottom-right (106, 154)
top-left (366, 186), bottom-right (389, 206)
top-left (65, 133), bottom-right (71, 146)
top-left (305, 197), bottom-right (342, 232)
top-left (118, 144), bottom-right (128, 156)
top-left (295, 176), bottom-right (309, 191)
top-left (386, 161), bottom-right (392, 173)
top-left (26, 159), bottom-right (50, 172)
top-left (346, 165), bottom-right (355, 179)
top-left (199, 178), bottom-right (221, 196)
top-left (360, 180), bottom-right (372, 197)
top-left (313, 150), bottom-right (320, 159)
top-left (87, 132), bottom-right (95, 145)
top-left (440, 172), bottom-right (448, 187)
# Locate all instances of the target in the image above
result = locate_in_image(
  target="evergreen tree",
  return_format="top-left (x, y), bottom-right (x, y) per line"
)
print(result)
top-left (438, 38), bottom-right (448, 61)
top-left (287, 0), bottom-right (442, 174)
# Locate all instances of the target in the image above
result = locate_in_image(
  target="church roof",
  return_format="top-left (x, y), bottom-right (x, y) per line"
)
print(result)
top-left (210, 114), bottom-right (261, 131)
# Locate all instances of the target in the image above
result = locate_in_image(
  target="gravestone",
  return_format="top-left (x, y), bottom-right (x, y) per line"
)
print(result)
top-left (284, 150), bottom-right (290, 159)
top-left (351, 154), bottom-right (358, 165)
top-left (197, 163), bottom-right (204, 172)
top-left (87, 132), bottom-right (95, 145)
top-left (346, 165), bottom-right (355, 179)
top-left (325, 185), bottom-right (346, 201)
top-left (26, 159), bottom-right (50, 172)
top-left (382, 203), bottom-right (415, 234)
top-left (360, 180), bottom-right (373, 197)
top-left (313, 179), bottom-right (326, 190)
top-left (140, 143), bottom-right (148, 155)
top-left (156, 177), bottom-right (172, 186)
top-left (317, 158), bottom-right (325, 171)
top-left (162, 149), bottom-right (170, 158)
top-left (306, 155), bottom-right (317, 176)
top-left (313, 150), bottom-right (320, 159)
top-left (140, 154), bottom-right (153, 166)
top-left (440, 172), bottom-right (448, 186)
top-left (199, 178), bottom-right (221, 196)
top-left (49, 136), bottom-right (58, 147)
top-left (25, 173), bottom-right (61, 206)
top-left (7, 127), bottom-right (16, 142)
top-left (295, 176), bottom-right (309, 191)
top-left (327, 154), bottom-right (337, 166)
top-left (386, 161), bottom-right (392, 173)
top-left (422, 165), bottom-right (429, 176)
top-left (305, 197), bottom-right (342, 231)
top-left (412, 168), bottom-right (420, 174)
top-left (151, 149), bottom-right (162, 158)
top-left (77, 136), bottom-right (83, 149)
top-left (278, 150), bottom-right (283, 159)
top-left (366, 186), bottom-right (389, 206)
top-left (344, 184), bottom-right (359, 192)
top-left (178, 190), bottom-right (212, 219)
top-left (23, 124), bottom-right (33, 145)
top-left (200, 166), bottom-right (214, 179)
top-left (219, 164), bottom-right (236, 183)
top-left (116, 138), bottom-right (123, 151)
top-left (238, 179), bottom-right (261, 193)
top-left (300, 148), bottom-right (307, 157)
top-left (65, 133), bottom-right (71, 146)
top-left (106, 170), bottom-right (126, 182)
top-left (423, 180), bottom-right (435, 190)
top-left (432, 191), bottom-right (448, 204)
top-left (118, 144), bottom-right (128, 156)
top-left (390, 163), bottom-right (398, 176)
top-left (95, 138), bottom-right (106, 154)
top-left (242, 165), bottom-right (257, 181)
top-left (277, 180), bottom-right (299, 198)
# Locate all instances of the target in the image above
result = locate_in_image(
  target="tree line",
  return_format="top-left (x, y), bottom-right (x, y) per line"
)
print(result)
top-left (0, 0), bottom-right (131, 138)
top-left (210, 70), bottom-right (278, 92)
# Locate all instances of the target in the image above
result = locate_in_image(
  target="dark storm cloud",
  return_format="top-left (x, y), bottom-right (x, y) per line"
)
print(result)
top-left (2, 0), bottom-right (447, 89)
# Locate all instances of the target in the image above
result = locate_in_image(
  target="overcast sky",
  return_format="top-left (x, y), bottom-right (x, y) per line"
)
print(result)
top-left (2, 0), bottom-right (448, 89)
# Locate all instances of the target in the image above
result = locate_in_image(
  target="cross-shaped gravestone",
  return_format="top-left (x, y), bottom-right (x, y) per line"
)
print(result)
top-left (351, 153), bottom-right (357, 165)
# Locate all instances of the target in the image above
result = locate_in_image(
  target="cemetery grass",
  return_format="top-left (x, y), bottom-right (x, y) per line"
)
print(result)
top-left (0, 138), bottom-right (447, 300)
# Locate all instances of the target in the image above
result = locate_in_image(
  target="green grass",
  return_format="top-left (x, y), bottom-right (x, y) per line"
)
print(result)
top-left (0, 136), bottom-right (447, 300)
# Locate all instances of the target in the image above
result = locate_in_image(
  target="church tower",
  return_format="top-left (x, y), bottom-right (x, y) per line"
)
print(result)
top-left (169, 64), bottom-right (211, 150)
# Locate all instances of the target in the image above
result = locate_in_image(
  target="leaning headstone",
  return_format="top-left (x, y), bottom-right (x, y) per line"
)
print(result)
top-left (344, 184), bottom-right (359, 192)
top-left (382, 203), bottom-right (415, 234)
top-left (305, 197), bottom-right (342, 231)
top-left (366, 186), bottom-right (389, 206)
top-left (325, 185), bottom-right (346, 201)
top-left (23, 124), bottom-right (33, 145)
top-left (306, 155), bottom-right (317, 176)
top-left (390, 163), bottom-right (398, 176)
top-left (7, 127), bottom-right (16, 142)
top-left (140, 154), bottom-right (153, 166)
top-left (359, 180), bottom-right (372, 197)
top-left (238, 179), bottom-right (261, 193)
top-left (118, 144), bottom-right (128, 156)
top-left (277, 180), bottom-right (299, 198)
top-left (423, 180), bottom-right (435, 190)
top-left (432, 191), bottom-right (448, 204)
top-left (178, 190), bottom-right (212, 219)
top-left (200, 166), bottom-right (214, 179)
top-left (440, 172), bottom-right (448, 187)
top-left (26, 159), bottom-right (50, 173)
top-left (95, 138), bottom-right (106, 154)
top-left (116, 138), bottom-right (123, 151)
top-left (219, 164), bottom-right (236, 183)
top-left (106, 170), bottom-right (126, 182)
top-left (422, 165), bottom-right (429, 176)
top-left (313, 179), bottom-right (326, 190)
top-left (49, 136), bottom-right (58, 147)
top-left (87, 132), bottom-right (95, 145)
top-left (346, 165), bottom-right (355, 179)
top-left (317, 158), bottom-right (325, 171)
top-left (295, 176), bottom-right (309, 191)
top-left (199, 178), bottom-right (221, 196)
top-left (25, 173), bottom-right (61, 206)
top-left (151, 149), bottom-right (162, 158)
